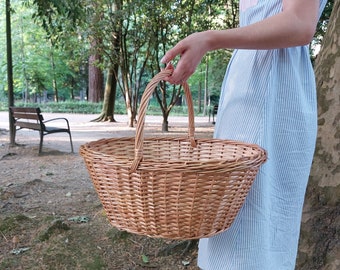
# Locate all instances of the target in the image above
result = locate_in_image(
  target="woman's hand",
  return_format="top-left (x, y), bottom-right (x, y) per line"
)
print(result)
top-left (161, 32), bottom-right (210, 84)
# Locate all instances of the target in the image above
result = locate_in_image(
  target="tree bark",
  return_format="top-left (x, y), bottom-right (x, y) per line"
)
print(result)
top-left (297, 2), bottom-right (340, 269)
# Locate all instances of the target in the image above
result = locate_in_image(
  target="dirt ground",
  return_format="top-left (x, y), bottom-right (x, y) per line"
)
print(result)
top-left (0, 112), bottom-right (214, 270)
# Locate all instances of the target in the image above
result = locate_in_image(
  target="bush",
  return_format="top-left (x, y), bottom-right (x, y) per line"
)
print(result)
top-left (0, 100), bottom-right (206, 116)
top-left (0, 101), bottom-right (113, 114)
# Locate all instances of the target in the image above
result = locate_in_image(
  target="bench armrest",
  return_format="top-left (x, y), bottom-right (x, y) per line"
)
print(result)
top-left (43, 117), bottom-right (71, 129)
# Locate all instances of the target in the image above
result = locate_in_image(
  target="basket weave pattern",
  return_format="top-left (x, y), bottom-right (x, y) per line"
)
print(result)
top-left (80, 70), bottom-right (267, 240)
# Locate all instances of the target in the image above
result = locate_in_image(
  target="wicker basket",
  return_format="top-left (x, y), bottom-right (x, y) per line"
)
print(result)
top-left (80, 70), bottom-right (267, 240)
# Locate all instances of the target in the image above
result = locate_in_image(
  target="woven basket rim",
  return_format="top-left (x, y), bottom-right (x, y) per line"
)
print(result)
top-left (80, 136), bottom-right (266, 172)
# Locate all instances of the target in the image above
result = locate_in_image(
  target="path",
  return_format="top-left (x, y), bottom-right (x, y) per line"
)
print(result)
top-left (0, 112), bottom-right (214, 153)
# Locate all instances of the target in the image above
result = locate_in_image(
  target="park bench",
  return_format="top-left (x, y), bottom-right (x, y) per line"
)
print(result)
top-left (9, 107), bottom-right (74, 153)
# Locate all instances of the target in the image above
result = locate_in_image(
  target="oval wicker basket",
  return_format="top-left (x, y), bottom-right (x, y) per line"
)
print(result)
top-left (80, 69), bottom-right (267, 240)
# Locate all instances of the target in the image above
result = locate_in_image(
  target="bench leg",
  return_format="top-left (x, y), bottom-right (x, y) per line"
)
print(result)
top-left (39, 131), bottom-right (44, 153)
top-left (68, 132), bottom-right (74, 153)
top-left (12, 128), bottom-right (17, 146)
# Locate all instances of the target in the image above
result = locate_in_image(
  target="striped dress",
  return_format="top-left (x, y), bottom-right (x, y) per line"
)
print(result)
top-left (197, 1), bottom-right (328, 269)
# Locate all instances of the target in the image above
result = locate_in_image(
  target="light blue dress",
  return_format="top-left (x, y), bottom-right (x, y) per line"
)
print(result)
top-left (197, 1), bottom-right (328, 269)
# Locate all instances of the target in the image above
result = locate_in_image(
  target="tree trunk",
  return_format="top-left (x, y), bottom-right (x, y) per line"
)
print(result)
top-left (50, 44), bottom-right (59, 102)
top-left (198, 78), bottom-right (202, 114)
top-left (203, 56), bottom-right (209, 116)
top-left (297, 2), bottom-right (340, 269)
top-left (162, 112), bottom-right (169, 132)
top-left (92, 68), bottom-right (117, 122)
top-left (93, 0), bottom-right (121, 121)
top-left (125, 86), bottom-right (134, 128)
top-left (19, 16), bottom-right (29, 104)
top-left (88, 51), bottom-right (104, 103)
top-left (6, 0), bottom-right (15, 145)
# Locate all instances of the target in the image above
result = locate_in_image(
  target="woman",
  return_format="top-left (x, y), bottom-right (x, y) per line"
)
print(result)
top-left (161, 0), bottom-right (328, 269)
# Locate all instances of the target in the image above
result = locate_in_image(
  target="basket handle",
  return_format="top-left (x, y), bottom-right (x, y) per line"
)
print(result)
top-left (130, 69), bottom-right (197, 172)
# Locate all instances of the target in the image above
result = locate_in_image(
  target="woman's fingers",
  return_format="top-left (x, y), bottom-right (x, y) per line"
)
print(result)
top-left (161, 41), bottom-right (184, 65)
top-left (161, 33), bottom-right (206, 84)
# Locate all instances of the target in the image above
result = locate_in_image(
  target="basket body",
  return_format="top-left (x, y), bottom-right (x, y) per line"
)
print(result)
top-left (80, 136), bottom-right (266, 240)
top-left (80, 69), bottom-right (266, 240)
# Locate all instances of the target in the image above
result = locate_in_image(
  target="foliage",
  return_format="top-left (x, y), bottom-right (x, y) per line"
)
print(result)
top-left (315, 0), bottom-right (334, 43)
top-left (0, 0), bottom-right (88, 103)
top-left (0, 99), bottom-right (209, 116)
top-left (22, 0), bottom-right (85, 45)
top-left (311, 0), bottom-right (335, 60)
top-left (0, 100), bottom-right (104, 114)
top-left (0, 0), bottom-right (334, 114)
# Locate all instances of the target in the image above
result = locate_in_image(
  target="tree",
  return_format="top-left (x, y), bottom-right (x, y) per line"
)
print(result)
top-left (117, 0), bottom-right (153, 127)
top-left (92, 0), bottom-right (122, 122)
top-left (88, 0), bottom-right (239, 129)
top-left (87, 0), bottom-right (104, 103)
top-left (88, 40), bottom-right (104, 103)
top-left (150, 0), bottom-right (193, 131)
top-left (296, 1), bottom-right (339, 269)
top-left (20, 0), bottom-right (88, 101)
top-left (6, 0), bottom-right (15, 145)
top-left (150, 0), bottom-right (239, 130)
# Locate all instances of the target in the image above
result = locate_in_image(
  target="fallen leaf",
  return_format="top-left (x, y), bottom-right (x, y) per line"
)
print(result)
top-left (11, 247), bottom-right (30, 255)
top-left (67, 216), bottom-right (90, 223)
top-left (182, 260), bottom-right (190, 266)
top-left (141, 254), bottom-right (149, 264)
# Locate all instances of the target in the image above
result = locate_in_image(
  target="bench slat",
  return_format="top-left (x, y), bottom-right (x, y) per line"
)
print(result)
top-left (14, 121), bottom-right (41, 130)
top-left (10, 107), bottom-right (40, 113)
top-left (11, 112), bottom-right (41, 120)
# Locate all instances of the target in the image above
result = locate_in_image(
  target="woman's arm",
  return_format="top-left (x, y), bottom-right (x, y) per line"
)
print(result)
top-left (161, 0), bottom-right (320, 84)
top-left (207, 0), bottom-right (319, 50)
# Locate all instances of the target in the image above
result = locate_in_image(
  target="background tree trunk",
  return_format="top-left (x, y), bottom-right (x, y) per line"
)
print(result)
top-left (297, 1), bottom-right (340, 269)
top-left (92, 67), bottom-right (117, 122)
top-left (6, 0), bottom-right (15, 145)
top-left (88, 40), bottom-right (104, 103)
top-left (50, 44), bottom-right (59, 102)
